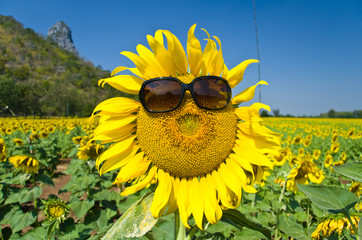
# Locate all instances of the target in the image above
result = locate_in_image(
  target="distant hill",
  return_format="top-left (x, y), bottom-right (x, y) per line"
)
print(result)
top-left (0, 15), bottom-right (132, 117)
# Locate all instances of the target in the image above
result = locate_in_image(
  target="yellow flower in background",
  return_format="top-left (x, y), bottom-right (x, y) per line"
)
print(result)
top-left (312, 215), bottom-right (360, 239)
top-left (43, 198), bottom-right (70, 222)
top-left (91, 24), bottom-right (280, 229)
top-left (272, 147), bottom-right (290, 166)
top-left (46, 125), bottom-right (56, 133)
top-left (339, 151), bottom-right (347, 161)
top-left (324, 154), bottom-right (333, 168)
top-left (72, 136), bottom-right (83, 145)
top-left (9, 155), bottom-right (39, 174)
top-left (39, 131), bottom-right (49, 138)
top-left (287, 154), bottom-right (324, 192)
top-left (292, 136), bottom-right (302, 144)
top-left (13, 138), bottom-right (23, 146)
top-left (30, 133), bottom-right (39, 141)
top-left (302, 139), bottom-right (311, 147)
top-left (298, 148), bottom-right (305, 157)
top-left (349, 181), bottom-right (361, 197)
top-left (77, 140), bottom-right (104, 161)
top-left (5, 128), bottom-right (12, 135)
top-left (313, 149), bottom-right (321, 160)
top-left (330, 142), bottom-right (340, 154)
top-left (331, 133), bottom-right (338, 143)
top-left (0, 138), bottom-right (6, 161)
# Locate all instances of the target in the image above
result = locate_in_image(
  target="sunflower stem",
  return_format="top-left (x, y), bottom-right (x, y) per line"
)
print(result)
top-left (186, 225), bottom-right (198, 240)
top-left (174, 211), bottom-right (186, 240)
top-left (344, 211), bottom-right (359, 240)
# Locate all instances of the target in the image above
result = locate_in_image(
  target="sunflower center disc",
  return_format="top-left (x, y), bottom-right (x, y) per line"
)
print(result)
top-left (137, 75), bottom-right (237, 178)
top-left (177, 114), bottom-right (202, 136)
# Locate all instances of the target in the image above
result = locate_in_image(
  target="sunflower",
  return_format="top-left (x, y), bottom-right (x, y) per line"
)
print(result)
top-left (9, 155), bottom-right (39, 174)
top-left (287, 154), bottom-right (325, 192)
top-left (13, 138), bottom-right (23, 146)
top-left (0, 138), bottom-right (6, 161)
top-left (43, 198), bottom-right (70, 222)
top-left (91, 24), bottom-right (280, 229)
top-left (77, 139), bottom-right (104, 161)
top-left (312, 149), bottom-right (321, 160)
top-left (311, 215), bottom-right (360, 239)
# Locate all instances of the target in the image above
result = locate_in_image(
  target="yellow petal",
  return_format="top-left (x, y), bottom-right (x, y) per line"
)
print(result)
top-left (218, 163), bottom-right (242, 200)
top-left (96, 135), bottom-right (136, 171)
top-left (111, 66), bottom-right (128, 76)
top-left (187, 24), bottom-right (202, 75)
top-left (121, 166), bottom-right (157, 196)
top-left (228, 153), bottom-right (254, 174)
top-left (231, 80), bottom-right (268, 104)
top-left (136, 44), bottom-right (168, 77)
top-left (91, 97), bottom-right (140, 118)
top-left (166, 177), bottom-right (179, 214)
top-left (120, 51), bottom-right (151, 79)
top-left (234, 102), bottom-right (270, 121)
top-left (189, 178), bottom-right (204, 230)
top-left (200, 176), bottom-right (222, 224)
top-left (114, 153), bottom-right (150, 184)
top-left (99, 144), bottom-right (138, 175)
top-left (92, 123), bottom-right (135, 144)
top-left (200, 28), bottom-right (215, 75)
top-left (95, 115), bottom-right (137, 135)
top-left (150, 169), bottom-right (172, 218)
top-left (99, 75), bottom-right (143, 94)
top-left (226, 159), bottom-right (257, 193)
top-left (147, 35), bottom-right (176, 76)
top-left (154, 29), bottom-right (164, 45)
top-left (211, 170), bottom-right (235, 209)
top-left (227, 59), bottom-right (259, 88)
top-left (233, 134), bottom-right (273, 168)
top-left (161, 30), bottom-right (188, 74)
top-left (210, 36), bottom-right (224, 76)
top-left (177, 178), bottom-right (191, 228)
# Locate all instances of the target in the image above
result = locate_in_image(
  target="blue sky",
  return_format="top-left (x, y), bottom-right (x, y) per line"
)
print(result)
top-left (2, 0), bottom-right (362, 116)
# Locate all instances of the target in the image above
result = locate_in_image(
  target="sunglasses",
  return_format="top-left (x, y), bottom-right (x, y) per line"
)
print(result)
top-left (139, 76), bottom-right (232, 113)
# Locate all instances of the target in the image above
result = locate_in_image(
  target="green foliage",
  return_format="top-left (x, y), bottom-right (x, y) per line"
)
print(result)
top-left (0, 15), bottom-right (135, 117)
top-left (101, 192), bottom-right (158, 240)
top-left (297, 184), bottom-right (358, 214)
top-left (333, 162), bottom-right (362, 182)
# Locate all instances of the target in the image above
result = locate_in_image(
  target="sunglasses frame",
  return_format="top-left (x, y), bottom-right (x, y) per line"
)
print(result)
top-left (139, 76), bottom-right (232, 113)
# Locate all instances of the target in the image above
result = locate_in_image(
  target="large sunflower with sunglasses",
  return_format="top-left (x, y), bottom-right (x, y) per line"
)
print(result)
top-left (91, 24), bottom-right (280, 229)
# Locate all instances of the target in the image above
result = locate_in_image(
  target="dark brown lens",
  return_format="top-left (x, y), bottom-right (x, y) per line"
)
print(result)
top-left (193, 78), bottom-right (229, 109)
top-left (143, 80), bottom-right (182, 112)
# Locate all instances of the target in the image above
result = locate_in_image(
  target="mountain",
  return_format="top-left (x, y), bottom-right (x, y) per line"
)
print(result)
top-left (47, 21), bottom-right (77, 55)
top-left (0, 15), bottom-right (131, 117)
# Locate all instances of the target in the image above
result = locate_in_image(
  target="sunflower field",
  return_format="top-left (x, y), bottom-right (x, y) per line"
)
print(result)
top-left (0, 116), bottom-right (360, 240)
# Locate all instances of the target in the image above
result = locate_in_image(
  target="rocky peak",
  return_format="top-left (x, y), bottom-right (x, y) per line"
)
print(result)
top-left (47, 21), bottom-right (77, 54)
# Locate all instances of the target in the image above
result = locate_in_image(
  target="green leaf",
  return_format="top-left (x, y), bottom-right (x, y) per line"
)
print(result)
top-left (38, 174), bottom-right (54, 186)
top-left (84, 208), bottom-right (109, 232)
top-left (234, 228), bottom-right (267, 240)
top-left (5, 188), bottom-right (23, 205)
top-left (21, 226), bottom-right (48, 240)
top-left (221, 209), bottom-right (271, 240)
top-left (102, 192), bottom-right (158, 239)
top-left (70, 198), bottom-right (95, 219)
top-left (297, 184), bottom-right (358, 214)
top-left (333, 162), bottom-right (362, 182)
top-left (152, 215), bottom-right (175, 240)
top-left (19, 186), bottom-right (42, 204)
top-left (11, 211), bottom-right (37, 233)
top-left (46, 220), bottom-right (58, 239)
top-left (311, 202), bottom-right (326, 218)
top-left (278, 214), bottom-right (308, 240)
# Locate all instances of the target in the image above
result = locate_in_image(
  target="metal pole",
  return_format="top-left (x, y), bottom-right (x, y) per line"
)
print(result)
top-left (253, 0), bottom-right (262, 103)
